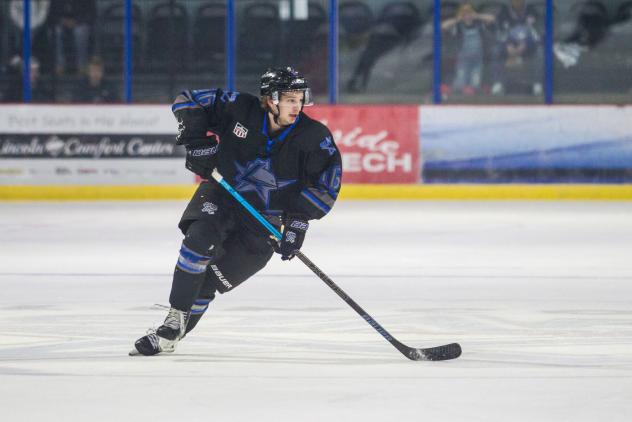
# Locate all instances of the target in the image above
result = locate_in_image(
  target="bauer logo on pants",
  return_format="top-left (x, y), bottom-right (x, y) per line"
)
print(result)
top-left (210, 264), bottom-right (232, 289)
top-left (233, 122), bottom-right (248, 139)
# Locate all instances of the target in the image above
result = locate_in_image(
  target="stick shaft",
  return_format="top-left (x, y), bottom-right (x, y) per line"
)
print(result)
top-left (294, 251), bottom-right (402, 346)
top-left (212, 169), bottom-right (282, 239)
top-left (211, 169), bottom-right (404, 351)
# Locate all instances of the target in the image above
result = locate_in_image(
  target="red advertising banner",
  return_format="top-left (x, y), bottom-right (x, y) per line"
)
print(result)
top-left (308, 105), bottom-right (419, 183)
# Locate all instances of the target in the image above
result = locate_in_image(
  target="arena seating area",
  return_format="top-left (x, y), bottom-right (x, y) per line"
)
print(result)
top-left (0, 0), bottom-right (630, 103)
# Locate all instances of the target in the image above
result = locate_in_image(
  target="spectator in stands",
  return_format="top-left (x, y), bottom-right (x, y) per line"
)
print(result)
top-left (490, 0), bottom-right (542, 96)
top-left (73, 56), bottom-right (118, 103)
top-left (9, 0), bottom-right (53, 72)
top-left (50, 0), bottom-right (97, 75)
top-left (2, 56), bottom-right (54, 103)
top-left (442, 3), bottom-right (495, 96)
top-left (346, 3), bottom-right (423, 93)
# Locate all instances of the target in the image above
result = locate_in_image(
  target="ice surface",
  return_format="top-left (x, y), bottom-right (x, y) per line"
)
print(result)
top-left (1, 200), bottom-right (631, 421)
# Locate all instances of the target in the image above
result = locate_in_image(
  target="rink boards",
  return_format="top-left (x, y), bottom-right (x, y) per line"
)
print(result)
top-left (0, 104), bottom-right (631, 200)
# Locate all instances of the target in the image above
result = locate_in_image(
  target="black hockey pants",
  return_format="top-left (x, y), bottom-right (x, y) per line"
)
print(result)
top-left (169, 182), bottom-right (274, 315)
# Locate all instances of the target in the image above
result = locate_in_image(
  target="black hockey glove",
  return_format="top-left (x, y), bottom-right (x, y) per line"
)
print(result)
top-left (174, 109), bottom-right (209, 145)
top-left (174, 109), bottom-right (219, 179)
top-left (274, 215), bottom-right (309, 261)
top-left (184, 138), bottom-right (219, 179)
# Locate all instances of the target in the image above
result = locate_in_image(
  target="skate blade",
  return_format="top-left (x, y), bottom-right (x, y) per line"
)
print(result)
top-left (128, 346), bottom-right (176, 356)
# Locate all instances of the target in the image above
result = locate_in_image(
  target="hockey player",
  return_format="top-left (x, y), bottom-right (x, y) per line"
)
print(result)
top-left (131, 67), bottom-right (342, 356)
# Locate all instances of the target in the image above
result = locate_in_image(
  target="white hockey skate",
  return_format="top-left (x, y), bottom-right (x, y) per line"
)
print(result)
top-left (130, 308), bottom-right (188, 356)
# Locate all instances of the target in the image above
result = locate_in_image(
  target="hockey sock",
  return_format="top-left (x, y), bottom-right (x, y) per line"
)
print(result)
top-left (169, 244), bottom-right (213, 311)
top-left (185, 296), bottom-right (214, 335)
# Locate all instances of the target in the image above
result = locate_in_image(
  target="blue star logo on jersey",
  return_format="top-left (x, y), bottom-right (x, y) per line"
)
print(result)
top-left (234, 158), bottom-right (296, 208)
top-left (320, 136), bottom-right (336, 156)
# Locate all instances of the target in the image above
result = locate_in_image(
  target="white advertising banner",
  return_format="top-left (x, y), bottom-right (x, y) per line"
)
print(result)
top-left (0, 105), bottom-right (176, 134)
top-left (0, 105), bottom-right (194, 185)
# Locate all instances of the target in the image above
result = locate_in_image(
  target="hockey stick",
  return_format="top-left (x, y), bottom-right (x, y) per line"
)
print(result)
top-left (211, 169), bottom-right (461, 361)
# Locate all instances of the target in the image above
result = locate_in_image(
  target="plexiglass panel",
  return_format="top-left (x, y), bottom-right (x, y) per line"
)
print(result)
top-left (234, 0), bottom-right (329, 102)
top-left (2, 0), bottom-right (631, 104)
top-left (553, 0), bottom-right (632, 103)
top-left (1, 0), bottom-right (58, 102)
top-left (440, 0), bottom-right (545, 104)
top-left (339, 0), bottom-right (433, 104)
top-left (131, 0), bottom-right (226, 103)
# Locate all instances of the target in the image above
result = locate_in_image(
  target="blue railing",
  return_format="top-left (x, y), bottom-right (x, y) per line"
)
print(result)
top-left (124, 0), bottom-right (133, 102)
top-left (328, 0), bottom-right (338, 104)
top-left (544, 0), bottom-right (554, 104)
top-left (22, 0), bottom-right (31, 102)
top-left (432, 0), bottom-right (442, 104)
top-left (226, 0), bottom-right (236, 91)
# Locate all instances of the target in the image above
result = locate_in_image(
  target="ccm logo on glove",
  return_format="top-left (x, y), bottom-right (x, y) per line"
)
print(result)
top-left (274, 215), bottom-right (309, 261)
top-left (189, 144), bottom-right (219, 157)
top-left (289, 221), bottom-right (309, 231)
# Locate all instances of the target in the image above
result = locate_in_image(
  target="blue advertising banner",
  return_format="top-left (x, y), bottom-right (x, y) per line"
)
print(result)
top-left (421, 106), bottom-right (632, 183)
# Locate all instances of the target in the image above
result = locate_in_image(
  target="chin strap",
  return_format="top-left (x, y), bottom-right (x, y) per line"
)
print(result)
top-left (268, 105), bottom-right (287, 128)
top-left (272, 108), bottom-right (282, 126)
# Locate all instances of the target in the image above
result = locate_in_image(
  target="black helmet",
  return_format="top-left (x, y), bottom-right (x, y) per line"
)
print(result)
top-left (260, 66), bottom-right (313, 106)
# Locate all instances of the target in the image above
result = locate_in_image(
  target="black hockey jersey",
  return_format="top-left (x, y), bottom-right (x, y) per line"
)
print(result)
top-left (172, 89), bottom-right (342, 221)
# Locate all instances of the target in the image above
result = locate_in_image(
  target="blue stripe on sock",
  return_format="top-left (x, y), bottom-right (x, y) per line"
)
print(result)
top-left (176, 257), bottom-right (207, 274)
top-left (191, 300), bottom-right (211, 314)
top-left (179, 245), bottom-right (211, 263)
top-left (176, 245), bottom-right (211, 274)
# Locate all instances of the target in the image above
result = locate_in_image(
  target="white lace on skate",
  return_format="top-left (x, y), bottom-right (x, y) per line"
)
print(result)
top-left (129, 308), bottom-right (188, 356)
top-left (162, 308), bottom-right (187, 339)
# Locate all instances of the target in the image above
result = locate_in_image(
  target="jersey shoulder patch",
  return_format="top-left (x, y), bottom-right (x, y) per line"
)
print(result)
top-left (319, 135), bottom-right (337, 156)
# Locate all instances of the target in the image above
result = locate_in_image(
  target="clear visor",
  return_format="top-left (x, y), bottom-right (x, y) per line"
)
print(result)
top-left (271, 89), bottom-right (313, 107)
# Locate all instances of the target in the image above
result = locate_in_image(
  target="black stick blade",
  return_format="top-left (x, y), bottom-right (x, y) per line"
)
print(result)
top-left (405, 343), bottom-right (462, 361)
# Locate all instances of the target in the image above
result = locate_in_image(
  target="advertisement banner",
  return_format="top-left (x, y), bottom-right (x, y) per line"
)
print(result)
top-left (0, 104), bottom-right (421, 186)
top-left (0, 134), bottom-right (184, 159)
top-left (309, 105), bottom-right (419, 184)
top-left (421, 106), bottom-right (632, 183)
top-left (0, 105), bottom-right (175, 134)
top-left (0, 158), bottom-right (192, 185)
top-left (0, 105), bottom-right (192, 185)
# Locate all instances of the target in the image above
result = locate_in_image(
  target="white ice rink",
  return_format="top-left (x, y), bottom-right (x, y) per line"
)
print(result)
top-left (1, 200), bottom-right (631, 421)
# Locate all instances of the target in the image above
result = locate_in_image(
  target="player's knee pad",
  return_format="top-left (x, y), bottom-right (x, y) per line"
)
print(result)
top-left (176, 220), bottom-right (220, 274)
top-left (183, 219), bottom-right (219, 256)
